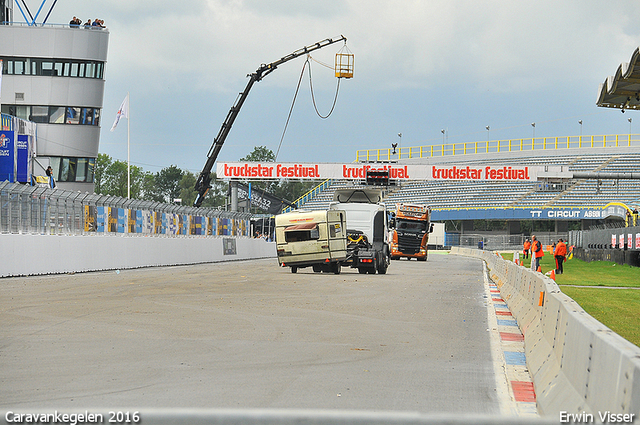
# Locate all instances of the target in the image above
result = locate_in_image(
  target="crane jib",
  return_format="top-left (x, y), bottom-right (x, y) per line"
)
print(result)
top-left (193, 35), bottom-right (348, 207)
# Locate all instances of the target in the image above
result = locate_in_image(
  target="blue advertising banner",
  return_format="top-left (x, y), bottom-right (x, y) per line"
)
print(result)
top-left (0, 130), bottom-right (15, 182)
top-left (431, 206), bottom-right (627, 221)
top-left (136, 210), bottom-right (143, 233)
top-left (97, 207), bottom-right (106, 232)
top-left (16, 135), bottom-right (29, 183)
top-left (117, 209), bottom-right (126, 233)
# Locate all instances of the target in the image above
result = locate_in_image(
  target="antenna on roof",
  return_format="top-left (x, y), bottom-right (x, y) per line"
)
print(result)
top-left (41, 0), bottom-right (58, 25)
top-left (14, 0), bottom-right (57, 26)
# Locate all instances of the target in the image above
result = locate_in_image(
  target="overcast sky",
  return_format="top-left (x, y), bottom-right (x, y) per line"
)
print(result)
top-left (41, 0), bottom-right (640, 174)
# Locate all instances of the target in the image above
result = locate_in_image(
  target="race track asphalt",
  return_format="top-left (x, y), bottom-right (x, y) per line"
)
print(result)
top-left (0, 252), bottom-right (501, 414)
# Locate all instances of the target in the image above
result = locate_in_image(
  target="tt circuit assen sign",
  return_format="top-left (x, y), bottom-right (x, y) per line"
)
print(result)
top-left (217, 162), bottom-right (553, 181)
top-left (430, 205), bottom-right (629, 221)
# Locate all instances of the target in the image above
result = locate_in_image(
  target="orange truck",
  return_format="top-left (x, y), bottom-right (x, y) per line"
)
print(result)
top-left (390, 203), bottom-right (433, 261)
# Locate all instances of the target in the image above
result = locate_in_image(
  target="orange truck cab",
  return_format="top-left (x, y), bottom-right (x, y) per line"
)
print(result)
top-left (390, 203), bottom-right (433, 261)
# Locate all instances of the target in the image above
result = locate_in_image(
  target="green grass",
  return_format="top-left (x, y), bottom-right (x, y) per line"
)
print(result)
top-left (512, 252), bottom-right (640, 347)
top-left (560, 286), bottom-right (640, 347)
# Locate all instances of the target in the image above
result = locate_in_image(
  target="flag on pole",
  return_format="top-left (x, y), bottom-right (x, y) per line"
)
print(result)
top-left (110, 94), bottom-right (129, 132)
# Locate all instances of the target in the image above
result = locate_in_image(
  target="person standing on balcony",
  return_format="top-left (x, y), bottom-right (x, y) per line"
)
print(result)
top-left (45, 166), bottom-right (56, 189)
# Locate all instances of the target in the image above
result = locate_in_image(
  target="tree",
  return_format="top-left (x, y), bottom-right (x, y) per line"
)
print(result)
top-left (177, 171), bottom-right (227, 208)
top-left (94, 153), bottom-right (112, 194)
top-left (95, 153), bottom-right (147, 198)
top-left (240, 146), bottom-right (275, 162)
top-left (154, 165), bottom-right (184, 203)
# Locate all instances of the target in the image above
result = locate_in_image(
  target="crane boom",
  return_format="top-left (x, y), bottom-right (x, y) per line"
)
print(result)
top-left (193, 35), bottom-right (347, 207)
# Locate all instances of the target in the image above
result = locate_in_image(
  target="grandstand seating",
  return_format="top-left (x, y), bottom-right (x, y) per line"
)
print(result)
top-left (295, 146), bottom-right (640, 215)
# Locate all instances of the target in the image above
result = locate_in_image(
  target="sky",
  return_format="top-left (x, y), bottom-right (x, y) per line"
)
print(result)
top-left (37, 0), bottom-right (640, 175)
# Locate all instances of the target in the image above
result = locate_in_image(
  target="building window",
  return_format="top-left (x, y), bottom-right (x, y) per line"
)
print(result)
top-left (49, 106), bottom-right (66, 124)
top-left (0, 56), bottom-right (105, 79)
top-left (48, 156), bottom-right (95, 183)
top-left (1, 104), bottom-right (102, 126)
top-left (66, 107), bottom-right (80, 124)
top-left (30, 106), bottom-right (48, 123)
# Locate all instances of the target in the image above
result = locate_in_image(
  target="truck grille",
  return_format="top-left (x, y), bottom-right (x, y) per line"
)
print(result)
top-left (398, 233), bottom-right (422, 254)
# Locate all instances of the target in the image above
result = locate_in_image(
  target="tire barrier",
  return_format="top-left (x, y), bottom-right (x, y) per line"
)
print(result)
top-left (452, 247), bottom-right (640, 419)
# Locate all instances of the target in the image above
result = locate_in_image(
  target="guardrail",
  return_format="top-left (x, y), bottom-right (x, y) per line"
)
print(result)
top-left (0, 181), bottom-right (251, 237)
top-left (355, 134), bottom-right (640, 162)
top-left (452, 246), bottom-right (640, 418)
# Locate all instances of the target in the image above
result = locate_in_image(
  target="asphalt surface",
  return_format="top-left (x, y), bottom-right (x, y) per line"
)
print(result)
top-left (0, 253), bottom-right (500, 414)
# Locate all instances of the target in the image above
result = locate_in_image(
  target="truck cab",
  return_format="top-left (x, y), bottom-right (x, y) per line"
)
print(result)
top-left (330, 188), bottom-right (390, 274)
top-left (390, 203), bottom-right (433, 261)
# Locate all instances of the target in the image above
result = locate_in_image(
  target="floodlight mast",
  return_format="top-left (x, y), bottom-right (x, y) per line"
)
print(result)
top-left (193, 35), bottom-right (348, 207)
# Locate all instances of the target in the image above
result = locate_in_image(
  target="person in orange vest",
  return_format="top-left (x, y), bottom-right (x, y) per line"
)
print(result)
top-left (532, 235), bottom-right (544, 271)
top-left (523, 239), bottom-right (531, 259)
top-left (554, 238), bottom-right (567, 274)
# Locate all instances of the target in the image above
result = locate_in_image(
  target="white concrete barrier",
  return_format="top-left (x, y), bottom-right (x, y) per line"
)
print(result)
top-left (452, 246), bottom-right (640, 419)
top-left (0, 234), bottom-right (276, 277)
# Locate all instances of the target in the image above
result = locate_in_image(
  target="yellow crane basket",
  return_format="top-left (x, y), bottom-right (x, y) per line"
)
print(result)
top-left (335, 45), bottom-right (354, 79)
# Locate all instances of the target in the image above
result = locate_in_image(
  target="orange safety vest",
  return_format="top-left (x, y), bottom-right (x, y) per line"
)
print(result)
top-left (534, 240), bottom-right (544, 258)
top-left (555, 242), bottom-right (567, 257)
top-left (523, 241), bottom-right (531, 251)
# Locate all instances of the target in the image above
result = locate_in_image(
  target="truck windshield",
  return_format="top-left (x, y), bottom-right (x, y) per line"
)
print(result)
top-left (397, 220), bottom-right (426, 232)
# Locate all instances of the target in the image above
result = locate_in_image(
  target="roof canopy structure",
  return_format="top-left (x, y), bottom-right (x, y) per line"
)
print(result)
top-left (597, 47), bottom-right (640, 112)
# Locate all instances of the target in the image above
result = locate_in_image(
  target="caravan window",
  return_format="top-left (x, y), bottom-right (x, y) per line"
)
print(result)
top-left (284, 223), bottom-right (319, 242)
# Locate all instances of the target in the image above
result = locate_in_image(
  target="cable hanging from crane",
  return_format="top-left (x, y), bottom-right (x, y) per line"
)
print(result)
top-left (276, 47), bottom-right (351, 159)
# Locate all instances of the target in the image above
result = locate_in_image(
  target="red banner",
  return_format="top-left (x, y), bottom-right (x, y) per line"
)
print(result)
top-left (217, 162), bottom-right (559, 181)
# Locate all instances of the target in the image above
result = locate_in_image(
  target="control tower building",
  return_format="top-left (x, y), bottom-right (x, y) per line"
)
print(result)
top-left (1, 0), bottom-right (109, 191)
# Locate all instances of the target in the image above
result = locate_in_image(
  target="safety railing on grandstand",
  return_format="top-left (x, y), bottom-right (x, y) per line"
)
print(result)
top-left (281, 179), bottom-right (333, 214)
top-left (0, 181), bottom-right (251, 237)
top-left (355, 134), bottom-right (640, 162)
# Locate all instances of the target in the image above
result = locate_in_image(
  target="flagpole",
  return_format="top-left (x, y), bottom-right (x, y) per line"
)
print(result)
top-left (127, 92), bottom-right (130, 199)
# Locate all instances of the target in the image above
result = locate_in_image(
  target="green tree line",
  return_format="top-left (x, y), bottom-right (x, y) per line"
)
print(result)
top-left (95, 146), bottom-right (319, 211)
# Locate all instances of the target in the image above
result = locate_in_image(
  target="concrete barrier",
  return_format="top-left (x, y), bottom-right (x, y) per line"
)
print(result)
top-left (452, 246), bottom-right (640, 419)
top-left (0, 234), bottom-right (276, 277)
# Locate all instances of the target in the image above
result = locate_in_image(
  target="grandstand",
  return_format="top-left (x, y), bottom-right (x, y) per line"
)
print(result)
top-left (294, 135), bottom-right (640, 230)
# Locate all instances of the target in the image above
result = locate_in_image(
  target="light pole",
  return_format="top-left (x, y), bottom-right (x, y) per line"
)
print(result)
top-left (485, 126), bottom-right (490, 141)
top-left (628, 117), bottom-right (632, 134)
top-left (531, 122), bottom-right (535, 139)
top-left (397, 133), bottom-right (402, 158)
top-left (441, 129), bottom-right (445, 144)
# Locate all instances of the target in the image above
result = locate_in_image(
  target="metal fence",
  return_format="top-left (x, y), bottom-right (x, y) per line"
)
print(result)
top-left (570, 225), bottom-right (640, 251)
top-left (447, 232), bottom-right (568, 251)
top-left (0, 181), bottom-right (251, 237)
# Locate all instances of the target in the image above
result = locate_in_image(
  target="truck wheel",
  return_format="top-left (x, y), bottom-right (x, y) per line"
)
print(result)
top-left (312, 265), bottom-right (322, 273)
top-left (291, 266), bottom-right (298, 273)
top-left (358, 268), bottom-right (367, 274)
top-left (333, 262), bottom-right (341, 274)
top-left (378, 259), bottom-right (388, 274)
top-left (417, 256), bottom-right (427, 262)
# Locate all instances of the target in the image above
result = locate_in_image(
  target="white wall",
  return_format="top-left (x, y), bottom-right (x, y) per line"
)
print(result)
top-left (0, 234), bottom-right (276, 277)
